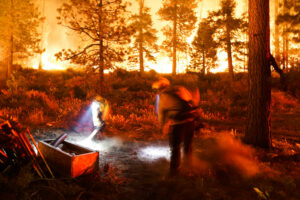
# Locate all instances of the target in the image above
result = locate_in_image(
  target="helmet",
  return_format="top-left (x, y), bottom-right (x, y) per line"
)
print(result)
top-left (95, 95), bottom-right (104, 102)
top-left (152, 77), bottom-right (170, 90)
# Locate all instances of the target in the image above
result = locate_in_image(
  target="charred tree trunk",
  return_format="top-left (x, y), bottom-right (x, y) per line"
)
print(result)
top-left (269, 54), bottom-right (287, 91)
top-left (39, 0), bottom-right (46, 71)
top-left (172, 2), bottom-right (177, 76)
top-left (225, 20), bottom-right (234, 79)
top-left (282, 0), bottom-right (288, 71)
top-left (286, 38), bottom-right (289, 69)
top-left (7, 33), bottom-right (13, 80)
top-left (7, 0), bottom-right (14, 80)
top-left (202, 48), bottom-right (205, 74)
top-left (139, 0), bottom-right (144, 75)
top-left (245, 0), bottom-right (272, 149)
top-left (282, 31), bottom-right (287, 70)
top-left (243, 33), bottom-right (247, 72)
top-left (98, 0), bottom-right (104, 94)
top-left (274, 0), bottom-right (280, 64)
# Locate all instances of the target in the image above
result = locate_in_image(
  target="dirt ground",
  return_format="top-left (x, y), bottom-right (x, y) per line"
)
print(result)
top-left (29, 121), bottom-right (300, 200)
top-left (1, 107), bottom-right (299, 200)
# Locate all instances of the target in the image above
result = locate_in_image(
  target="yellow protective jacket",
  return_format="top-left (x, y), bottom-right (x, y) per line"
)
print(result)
top-left (92, 99), bottom-right (109, 128)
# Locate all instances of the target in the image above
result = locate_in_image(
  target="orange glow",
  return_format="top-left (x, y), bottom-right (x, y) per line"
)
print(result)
top-left (211, 51), bottom-right (229, 73)
top-left (31, 0), bottom-right (248, 73)
top-left (145, 56), bottom-right (175, 73)
top-left (33, 50), bottom-right (65, 70)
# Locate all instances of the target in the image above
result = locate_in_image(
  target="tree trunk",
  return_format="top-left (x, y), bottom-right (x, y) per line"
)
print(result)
top-left (139, 0), bottom-right (144, 75)
top-left (38, 53), bottom-right (43, 70)
top-left (202, 49), bottom-right (205, 74)
top-left (39, 0), bottom-right (45, 71)
top-left (244, 33), bottom-right (247, 72)
top-left (282, 33), bottom-right (286, 70)
top-left (7, 0), bottom-right (14, 80)
top-left (274, 0), bottom-right (280, 63)
top-left (172, 2), bottom-right (177, 76)
top-left (98, 0), bottom-right (104, 94)
top-left (7, 34), bottom-right (13, 80)
top-left (226, 23), bottom-right (234, 79)
top-left (282, 0), bottom-right (287, 70)
top-left (286, 38), bottom-right (289, 70)
top-left (245, 0), bottom-right (272, 149)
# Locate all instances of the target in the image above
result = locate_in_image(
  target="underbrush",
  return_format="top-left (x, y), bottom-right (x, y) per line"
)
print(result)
top-left (0, 69), bottom-right (299, 132)
top-left (0, 164), bottom-right (123, 200)
top-left (271, 90), bottom-right (299, 112)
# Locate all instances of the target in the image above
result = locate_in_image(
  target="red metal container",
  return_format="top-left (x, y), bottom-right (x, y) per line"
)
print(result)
top-left (38, 140), bottom-right (99, 178)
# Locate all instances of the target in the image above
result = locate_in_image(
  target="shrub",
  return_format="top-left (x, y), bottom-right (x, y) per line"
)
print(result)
top-left (0, 89), bottom-right (59, 125)
top-left (271, 90), bottom-right (299, 112)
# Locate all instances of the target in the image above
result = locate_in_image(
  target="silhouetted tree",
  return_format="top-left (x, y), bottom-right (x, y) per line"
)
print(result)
top-left (274, 0), bottom-right (280, 63)
top-left (56, 0), bottom-right (132, 94)
top-left (158, 0), bottom-right (197, 75)
top-left (129, 0), bottom-right (158, 74)
top-left (190, 19), bottom-right (217, 73)
top-left (0, 0), bottom-right (42, 80)
top-left (208, 0), bottom-right (247, 79)
top-left (245, 0), bottom-right (272, 148)
top-left (277, 0), bottom-right (300, 70)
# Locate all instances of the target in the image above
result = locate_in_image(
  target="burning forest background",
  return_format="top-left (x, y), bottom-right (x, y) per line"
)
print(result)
top-left (0, 0), bottom-right (299, 199)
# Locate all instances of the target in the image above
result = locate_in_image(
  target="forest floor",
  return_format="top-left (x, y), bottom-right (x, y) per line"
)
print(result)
top-left (1, 70), bottom-right (299, 199)
top-left (23, 109), bottom-right (300, 200)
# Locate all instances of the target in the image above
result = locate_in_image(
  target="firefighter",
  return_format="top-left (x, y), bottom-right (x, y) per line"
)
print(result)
top-left (152, 77), bottom-right (200, 175)
top-left (89, 96), bottom-right (109, 140)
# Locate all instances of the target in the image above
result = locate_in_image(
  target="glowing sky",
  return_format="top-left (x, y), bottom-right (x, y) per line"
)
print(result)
top-left (35, 0), bottom-right (248, 73)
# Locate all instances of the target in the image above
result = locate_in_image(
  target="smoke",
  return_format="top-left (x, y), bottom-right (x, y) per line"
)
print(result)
top-left (138, 145), bottom-right (170, 161)
top-left (32, 0), bottom-right (79, 69)
top-left (41, 0), bottom-right (77, 51)
top-left (136, 132), bottom-right (272, 179)
top-left (187, 133), bottom-right (273, 178)
top-left (70, 135), bottom-right (124, 153)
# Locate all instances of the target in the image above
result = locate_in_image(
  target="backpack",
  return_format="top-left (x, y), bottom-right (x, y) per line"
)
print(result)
top-left (168, 86), bottom-right (201, 121)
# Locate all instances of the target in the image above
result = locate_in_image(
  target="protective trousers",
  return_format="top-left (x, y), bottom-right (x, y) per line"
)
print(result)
top-left (168, 120), bottom-right (195, 174)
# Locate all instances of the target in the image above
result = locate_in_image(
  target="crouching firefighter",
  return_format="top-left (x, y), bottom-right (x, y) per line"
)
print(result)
top-left (87, 96), bottom-right (109, 141)
top-left (152, 77), bottom-right (201, 176)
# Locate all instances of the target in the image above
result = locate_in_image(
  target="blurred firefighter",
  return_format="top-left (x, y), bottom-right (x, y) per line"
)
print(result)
top-left (88, 96), bottom-right (109, 140)
top-left (152, 77), bottom-right (201, 175)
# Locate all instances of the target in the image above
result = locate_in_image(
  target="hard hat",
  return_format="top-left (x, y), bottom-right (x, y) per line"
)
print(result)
top-left (152, 77), bottom-right (170, 90)
top-left (95, 95), bottom-right (104, 102)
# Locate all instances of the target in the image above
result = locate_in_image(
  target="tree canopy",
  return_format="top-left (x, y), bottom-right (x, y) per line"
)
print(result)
top-left (129, 0), bottom-right (158, 73)
top-left (158, 0), bottom-right (198, 75)
top-left (0, 0), bottom-right (42, 78)
top-left (277, 0), bottom-right (300, 44)
top-left (208, 0), bottom-right (247, 78)
top-left (56, 0), bottom-right (132, 93)
top-left (190, 19), bottom-right (218, 73)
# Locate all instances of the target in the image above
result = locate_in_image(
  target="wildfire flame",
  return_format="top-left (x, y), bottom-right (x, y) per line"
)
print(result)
top-left (211, 51), bottom-right (229, 73)
top-left (33, 50), bottom-right (65, 70)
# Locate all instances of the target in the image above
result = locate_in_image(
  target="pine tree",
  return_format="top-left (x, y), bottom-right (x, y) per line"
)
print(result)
top-left (208, 0), bottom-right (247, 79)
top-left (245, 0), bottom-right (272, 149)
top-left (190, 19), bottom-right (218, 73)
top-left (274, 0), bottom-right (280, 63)
top-left (129, 0), bottom-right (158, 74)
top-left (158, 0), bottom-right (197, 75)
top-left (56, 0), bottom-right (132, 94)
top-left (0, 0), bottom-right (42, 79)
top-left (277, 0), bottom-right (300, 70)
